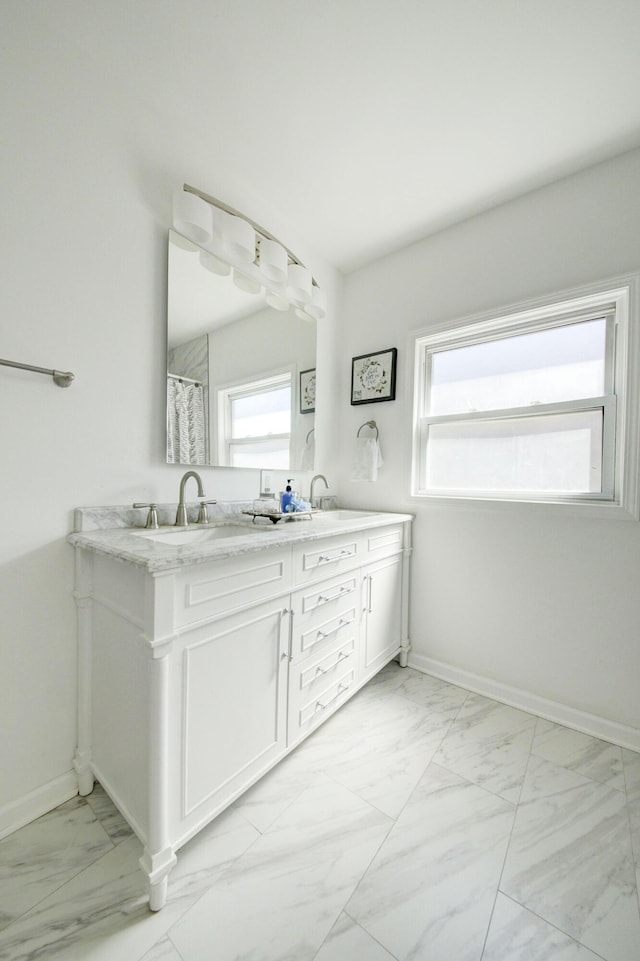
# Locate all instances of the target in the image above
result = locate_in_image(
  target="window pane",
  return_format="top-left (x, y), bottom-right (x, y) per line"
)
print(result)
top-left (429, 319), bottom-right (606, 415)
top-left (230, 438), bottom-right (290, 469)
top-left (231, 386), bottom-right (291, 438)
top-left (425, 409), bottom-right (603, 493)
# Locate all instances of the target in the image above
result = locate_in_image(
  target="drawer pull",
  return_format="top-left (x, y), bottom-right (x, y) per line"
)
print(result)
top-left (314, 650), bottom-right (350, 677)
top-left (316, 617), bottom-right (354, 642)
top-left (315, 683), bottom-right (350, 713)
top-left (317, 585), bottom-right (353, 605)
top-left (318, 549), bottom-right (355, 565)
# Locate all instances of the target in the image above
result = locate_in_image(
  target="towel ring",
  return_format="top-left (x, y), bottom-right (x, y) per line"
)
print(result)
top-left (306, 428), bottom-right (315, 443)
top-left (357, 419), bottom-right (379, 439)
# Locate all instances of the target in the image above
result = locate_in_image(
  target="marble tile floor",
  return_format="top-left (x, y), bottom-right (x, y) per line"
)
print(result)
top-left (1, 664), bottom-right (639, 961)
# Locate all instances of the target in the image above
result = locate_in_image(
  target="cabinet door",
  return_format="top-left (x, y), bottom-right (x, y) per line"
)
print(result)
top-left (181, 597), bottom-right (289, 821)
top-left (361, 554), bottom-right (403, 680)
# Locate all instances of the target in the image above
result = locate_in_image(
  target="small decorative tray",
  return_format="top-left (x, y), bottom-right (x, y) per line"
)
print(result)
top-left (241, 509), bottom-right (318, 525)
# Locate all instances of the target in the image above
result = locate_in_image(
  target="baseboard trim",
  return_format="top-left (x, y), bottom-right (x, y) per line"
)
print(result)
top-left (408, 653), bottom-right (640, 753)
top-left (0, 772), bottom-right (78, 840)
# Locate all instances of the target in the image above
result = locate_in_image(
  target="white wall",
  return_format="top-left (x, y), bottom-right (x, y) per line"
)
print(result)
top-left (336, 148), bottom-right (640, 745)
top-left (0, 9), bottom-right (341, 833)
top-left (3, 4), bottom-right (638, 835)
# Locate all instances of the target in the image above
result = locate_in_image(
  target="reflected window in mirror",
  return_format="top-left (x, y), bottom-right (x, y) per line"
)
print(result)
top-left (219, 372), bottom-right (292, 468)
top-left (167, 230), bottom-right (317, 471)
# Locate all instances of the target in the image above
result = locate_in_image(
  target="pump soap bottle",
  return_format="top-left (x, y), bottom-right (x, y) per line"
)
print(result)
top-left (280, 479), bottom-right (295, 513)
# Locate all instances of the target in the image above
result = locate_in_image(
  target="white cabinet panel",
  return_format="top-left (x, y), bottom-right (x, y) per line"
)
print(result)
top-left (361, 554), bottom-right (403, 679)
top-left (175, 548), bottom-right (291, 626)
top-left (183, 598), bottom-right (288, 817)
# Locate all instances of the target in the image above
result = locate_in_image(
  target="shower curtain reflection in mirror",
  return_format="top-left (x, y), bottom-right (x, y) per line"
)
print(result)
top-left (167, 375), bottom-right (206, 464)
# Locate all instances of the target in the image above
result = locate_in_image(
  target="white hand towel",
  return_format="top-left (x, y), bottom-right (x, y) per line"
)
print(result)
top-left (351, 437), bottom-right (383, 482)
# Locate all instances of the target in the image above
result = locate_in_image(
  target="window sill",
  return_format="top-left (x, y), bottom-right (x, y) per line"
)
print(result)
top-left (410, 491), bottom-right (638, 521)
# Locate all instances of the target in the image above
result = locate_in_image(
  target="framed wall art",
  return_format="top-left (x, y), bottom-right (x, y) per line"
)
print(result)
top-left (351, 347), bottom-right (397, 405)
top-left (300, 368), bottom-right (316, 413)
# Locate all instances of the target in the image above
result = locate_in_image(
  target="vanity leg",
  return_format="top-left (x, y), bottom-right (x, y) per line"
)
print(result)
top-left (73, 549), bottom-right (95, 795)
top-left (139, 847), bottom-right (177, 912)
top-left (144, 635), bottom-right (175, 910)
top-left (75, 760), bottom-right (95, 797)
top-left (398, 526), bottom-right (412, 669)
top-left (149, 878), bottom-right (168, 913)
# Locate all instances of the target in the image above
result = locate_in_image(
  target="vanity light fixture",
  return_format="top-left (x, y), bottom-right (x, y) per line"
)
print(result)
top-left (264, 290), bottom-right (290, 311)
top-left (306, 284), bottom-right (328, 321)
top-left (225, 215), bottom-right (256, 263)
top-left (172, 184), bottom-right (327, 320)
top-left (232, 267), bottom-right (262, 295)
top-left (172, 190), bottom-right (212, 245)
top-left (199, 249), bottom-right (230, 276)
top-left (258, 237), bottom-right (288, 284)
top-left (286, 263), bottom-right (313, 305)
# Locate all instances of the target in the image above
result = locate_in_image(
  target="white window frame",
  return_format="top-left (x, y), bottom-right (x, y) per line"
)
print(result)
top-left (217, 369), bottom-right (293, 467)
top-left (411, 274), bottom-right (640, 519)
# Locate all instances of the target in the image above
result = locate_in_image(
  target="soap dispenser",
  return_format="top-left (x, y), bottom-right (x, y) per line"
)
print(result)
top-left (280, 479), bottom-right (295, 513)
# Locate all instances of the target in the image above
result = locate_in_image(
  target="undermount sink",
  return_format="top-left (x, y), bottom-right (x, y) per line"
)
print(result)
top-left (131, 524), bottom-right (264, 545)
top-left (319, 510), bottom-right (377, 521)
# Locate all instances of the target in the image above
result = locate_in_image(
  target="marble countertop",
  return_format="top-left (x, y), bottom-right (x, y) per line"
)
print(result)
top-left (67, 509), bottom-right (413, 573)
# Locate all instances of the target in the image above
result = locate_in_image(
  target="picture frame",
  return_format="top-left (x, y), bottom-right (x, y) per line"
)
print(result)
top-left (300, 368), bottom-right (316, 413)
top-left (351, 348), bottom-right (397, 405)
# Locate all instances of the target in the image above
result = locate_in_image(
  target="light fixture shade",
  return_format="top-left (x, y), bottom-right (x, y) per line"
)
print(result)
top-left (287, 263), bottom-right (312, 305)
top-left (210, 206), bottom-right (229, 243)
top-left (258, 238), bottom-right (288, 284)
top-left (232, 267), bottom-right (262, 294)
top-left (305, 284), bottom-right (327, 320)
top-left (199, 249), bottom-right (230, 276)
top-left (265, 290), bottom-right (290, 311)
top-left (170, 231), bottom-right (199, 252)
top-left (226, 215), bottom-right (256, 263)
top-left (173, 189), bottom-right (212, 245)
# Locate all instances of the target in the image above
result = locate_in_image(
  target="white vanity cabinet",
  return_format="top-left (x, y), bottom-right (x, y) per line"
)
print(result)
top-left (360, 524), bottom-right (407, 677)
top-left (71, 513), bottom-right (411, 910)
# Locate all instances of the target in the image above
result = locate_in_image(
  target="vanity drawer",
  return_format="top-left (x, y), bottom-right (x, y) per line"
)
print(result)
top-left (293, 570), bottom-right (360, 622)
top-left (173, 548), bottom-right (291, 627)
top-left (288, 653), bottom-right (357, 743)
top-left (293, 602), bottom-right (359, 662)
top-left (293, 533), bottom-right (365, 585)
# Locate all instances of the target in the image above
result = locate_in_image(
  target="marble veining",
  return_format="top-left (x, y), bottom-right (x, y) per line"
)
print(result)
top-left (68, 504), bottom-right (413, 572)
top-left (501, 754), bottom-right (640, 961)
top-left (1, 664), bottom-right (638, 961)
top-left (432, 693), bottom-right (537, 804)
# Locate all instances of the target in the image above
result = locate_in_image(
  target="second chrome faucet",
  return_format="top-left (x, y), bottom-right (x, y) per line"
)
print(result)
top-left (175, 470), bottom-right (216, 526)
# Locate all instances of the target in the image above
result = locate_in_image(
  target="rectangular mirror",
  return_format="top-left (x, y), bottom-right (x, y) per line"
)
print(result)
top-left (167, 230), bottom-right (317, 470)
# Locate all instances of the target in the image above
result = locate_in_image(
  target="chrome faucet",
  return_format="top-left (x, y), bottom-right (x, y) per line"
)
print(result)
top-left (175, 470), bottom-right (205, 526)
top-left (309, 473), bottom-right (329, 507)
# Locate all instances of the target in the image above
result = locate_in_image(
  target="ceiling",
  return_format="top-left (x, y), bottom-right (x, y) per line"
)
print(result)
top-left (22, 1), bottom-right (640, 273)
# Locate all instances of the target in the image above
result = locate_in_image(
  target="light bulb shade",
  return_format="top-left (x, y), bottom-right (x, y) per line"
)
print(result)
top-left (173, 189), bottom-right (212, 245)
top-left (287, 263), bottom-right (312, 305)
top-left (210, 206), bottom-right (229, 243)
top-left (265, 290), bottom-right (290, 311)
top-left (232, 267), bottom-right (262, 294)
top-left (226, 215), bottom-right (256, 263)
top-left (199, 249), bottom-right (230, 276)
top-left (305, 284), bottom-right (327, 320)
top-left (258, 238), bottom-right (288, 284)
top-left (170, 231), bottom-right (199, 252)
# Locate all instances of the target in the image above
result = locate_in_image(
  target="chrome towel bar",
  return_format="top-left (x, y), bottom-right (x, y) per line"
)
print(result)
top-left (0, 357), bottom-right (74, 388)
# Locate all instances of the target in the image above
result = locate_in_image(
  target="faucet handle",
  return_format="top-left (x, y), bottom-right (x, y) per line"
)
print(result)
top-left (133, 503), bottom-right (159, 530)
top-left (197, 500), bottom-right (217, 525)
